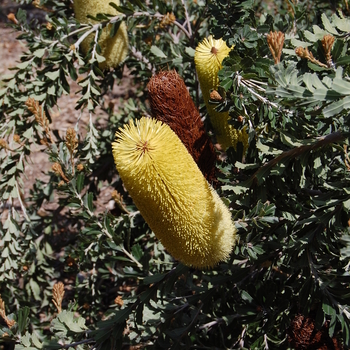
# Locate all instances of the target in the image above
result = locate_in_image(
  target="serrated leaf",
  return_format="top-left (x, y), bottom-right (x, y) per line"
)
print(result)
top-left (33, 48), bottom-right (46, 58)
top-left (336, 55), bottom-right (350, 65)
top-left (16, 61), bottom-right (31, 70)
top-left (185, 46), bottom-right (195, 57)
top-left (150, 45), bottom-right (167, 58)
top-left (45, 70), bottom-right (60, 81)
top-left (323, 299), bottom-right (336, 316)
top-left (323, 95), bottom-right (350, 118)
top-left (321, 13), bottom-right (339, 35)
top-left (22, 127), bottom-right (33, 139)
top-left (95, 52), bottom-right (106, 63)
top-left (131, 243), bottom-right (143, 261)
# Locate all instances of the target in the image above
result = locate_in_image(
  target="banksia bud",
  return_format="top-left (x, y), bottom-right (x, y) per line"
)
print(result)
top-left (52, 282), bottom-right (65, 314)
top-left (52, 162), bottom-right (69, 183)
top-left (0, 139), bottom-right (8, 150)
top-left (112, 117), bottom-right (236, 268)
top-left (73, 0), bottom-right (128, 69)
top-left (295, 46), bottom-right (328, 68)
top-left (159, 12), bottom-right (176, 29)
top-left (267, 31), bottom-right (285, 64)
top-left (194, 36), bottom-right (241, 150)
top-left (7, 13), bottom-right (18, 25)
top-left (147, 70), bottom-right (217, 184)
top-left (321, 34), bottom-right (335, 68)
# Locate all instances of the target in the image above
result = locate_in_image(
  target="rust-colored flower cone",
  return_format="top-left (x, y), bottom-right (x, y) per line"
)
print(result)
top-left (147, 70), bottom-right (217, 184)
top-left (288, 314), bottom-right (343, 350)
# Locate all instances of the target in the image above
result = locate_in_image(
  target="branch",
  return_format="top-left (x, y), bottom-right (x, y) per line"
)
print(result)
top-left (248, 131), bottom-right (346, 187)
top-left (61, 338), bottom-right (95, 349)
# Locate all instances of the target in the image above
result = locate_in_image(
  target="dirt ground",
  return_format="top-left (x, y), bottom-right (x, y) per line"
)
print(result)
top-left (0, 1), bottom-right (134, 215)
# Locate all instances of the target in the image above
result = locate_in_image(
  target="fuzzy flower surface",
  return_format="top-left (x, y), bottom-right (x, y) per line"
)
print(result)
top-left (73, 0), bottom-right (128, 69)
top-left (195, 36), bottom-right (244, 150)
top-left (112, 117), bottom-right (236, 268)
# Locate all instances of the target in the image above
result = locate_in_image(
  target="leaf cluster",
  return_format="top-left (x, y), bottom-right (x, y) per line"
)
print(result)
top-left (1, 0), bottom-right (350, 349)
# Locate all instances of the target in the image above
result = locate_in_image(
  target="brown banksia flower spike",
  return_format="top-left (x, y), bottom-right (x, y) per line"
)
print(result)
top-left (288, 313), bottom-right (343, 349)
top-left (0, 295), bottom-right (16, 328)
top-left (321, 34), bottom-right (335, 68)
top-left (295, 46), bottom-right (328, 68)
top-left (147, 70), bottom-right (217, 184)
top-left (267, 31), bottom-right (285, 64)
top-left (52, 282), bottom-right (65, 313)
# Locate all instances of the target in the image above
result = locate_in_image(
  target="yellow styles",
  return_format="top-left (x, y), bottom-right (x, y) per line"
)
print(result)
top-left (195, 36), bottom-right (248, 152)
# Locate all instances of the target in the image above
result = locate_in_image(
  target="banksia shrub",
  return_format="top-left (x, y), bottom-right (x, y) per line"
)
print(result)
top-left (147, 70), bottom-right (217, 183)
top-left (195, 36), bottom-right (248, 152)
top-left (73, 0), bottom-right (128, 69)
top-left (112, 117), bottom-right (236, 268)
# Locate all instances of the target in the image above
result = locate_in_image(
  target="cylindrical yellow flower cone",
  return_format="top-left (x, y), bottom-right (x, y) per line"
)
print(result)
top-left (112, 117), bottom-right (236, 268)
top-left (73, 0), bottom-right (128, 69)
top-left (195, 36), bottom-right (248, 152)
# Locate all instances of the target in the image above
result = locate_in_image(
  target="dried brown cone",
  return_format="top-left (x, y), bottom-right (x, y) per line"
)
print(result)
top-left (288, 313), bottom-right (343, 350)
top-left (147, 70), bottom-right (217, 184)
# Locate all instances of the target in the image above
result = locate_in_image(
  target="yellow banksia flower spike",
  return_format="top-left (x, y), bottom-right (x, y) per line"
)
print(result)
top-left (195, 36), bottom-right (248, 151)
top-left (112, 117), bottom-right (236, 269)
top-left (73, 0), bottom-right (128, 69)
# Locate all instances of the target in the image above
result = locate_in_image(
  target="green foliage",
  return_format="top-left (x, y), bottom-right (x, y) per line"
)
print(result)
top-left (1, 0), bottom-right (350, 349)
